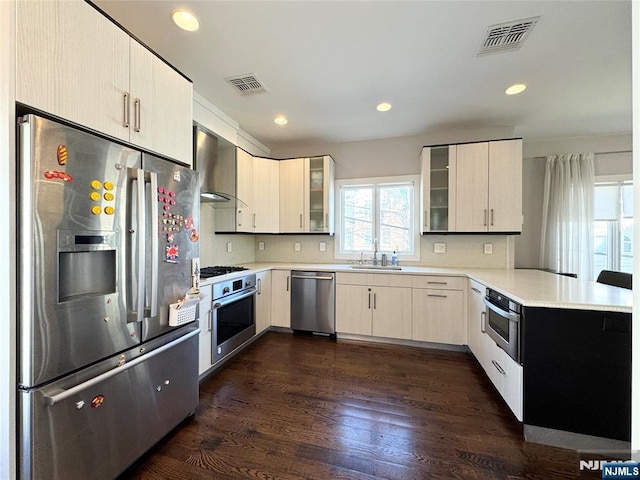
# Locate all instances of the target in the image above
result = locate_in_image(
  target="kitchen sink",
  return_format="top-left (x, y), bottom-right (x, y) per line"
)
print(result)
top-left (349, 265), bottom-right (402, 271)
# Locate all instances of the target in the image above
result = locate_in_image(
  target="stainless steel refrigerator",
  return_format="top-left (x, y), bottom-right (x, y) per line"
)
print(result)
top-left (17, 114), bottom-right (201, 480)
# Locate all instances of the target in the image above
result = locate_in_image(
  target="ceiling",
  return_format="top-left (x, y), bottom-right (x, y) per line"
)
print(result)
top-left (94, 0), bottom-right (632, 151)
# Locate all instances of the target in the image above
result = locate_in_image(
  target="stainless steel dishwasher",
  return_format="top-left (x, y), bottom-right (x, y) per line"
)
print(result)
top-left (290, 271), bottom-right (335, 335)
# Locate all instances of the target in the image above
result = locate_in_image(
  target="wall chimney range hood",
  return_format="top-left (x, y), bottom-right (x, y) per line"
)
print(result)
top-left (193, 125), bottom-right (246, 208)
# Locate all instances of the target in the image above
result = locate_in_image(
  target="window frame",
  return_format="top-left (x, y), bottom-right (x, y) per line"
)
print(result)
top-left (593, 174), bottom-right (633, 278)
top-left (334, 175), bottom-right (421, 262)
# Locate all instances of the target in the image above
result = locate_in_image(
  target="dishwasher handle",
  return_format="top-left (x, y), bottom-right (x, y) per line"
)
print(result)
top-left (291, 274), bottom-right (334, 281)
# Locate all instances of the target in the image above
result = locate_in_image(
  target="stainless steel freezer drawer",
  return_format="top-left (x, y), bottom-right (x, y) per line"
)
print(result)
top-left (19, 328), bottom-right (199, 480)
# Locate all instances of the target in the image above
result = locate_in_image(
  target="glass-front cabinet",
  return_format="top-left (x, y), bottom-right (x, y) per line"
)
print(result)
top-left (420, 146), bottom-right (457, 232)
top-left (306, 155), bottom-right (335, 233)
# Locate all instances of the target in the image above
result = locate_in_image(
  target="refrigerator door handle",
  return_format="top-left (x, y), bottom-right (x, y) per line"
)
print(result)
top-left (132, 168), bottom-right (146, 323)
top-left (43, 328), bottom-right (200, 406)
top-left (146, 170), bottom-right (159, 318)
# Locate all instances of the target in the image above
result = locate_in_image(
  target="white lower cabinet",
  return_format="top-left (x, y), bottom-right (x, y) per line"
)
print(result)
top-left (197, 284), bottom-right (213, 376)
top-left (271, 270), bottom-right (291, 328)
top-left (335, 273), bottom-right (412, 340)
top-left (255, 271), bottom-right (272, 334)
top-left (467, 278), bottom-right (523, 421)
top-left (485, 340), bottom-right (523, 421)
top-left (411, 276), bottom-right (465, 345)
top-left (468, 279), bottom-right (490, 364)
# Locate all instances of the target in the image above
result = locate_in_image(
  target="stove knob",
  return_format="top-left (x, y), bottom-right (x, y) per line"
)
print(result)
top-left (245, 280), bottom-right (252, 287)
top-left (223, 286), bottom-right (230, 294)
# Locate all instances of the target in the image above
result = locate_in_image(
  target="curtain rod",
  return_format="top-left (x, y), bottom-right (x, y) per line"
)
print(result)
top-left (533, 150), bottom-right (632, 160)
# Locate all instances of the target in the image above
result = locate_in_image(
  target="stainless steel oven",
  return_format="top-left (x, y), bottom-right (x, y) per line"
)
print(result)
top-left (212, 273), bottom-right (257, 364)
top-left (483, 288), bottom-right (522, 364)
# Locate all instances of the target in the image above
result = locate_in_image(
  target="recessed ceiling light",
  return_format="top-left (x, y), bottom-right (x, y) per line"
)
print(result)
top-left (505, 84), bottom-right (527, 95)
top-left (376, 102), bottom-right (392, 112)
top-left (171, 9), bottom-right (199, 32)
top-left (274, 115), bottom-right (288, 125)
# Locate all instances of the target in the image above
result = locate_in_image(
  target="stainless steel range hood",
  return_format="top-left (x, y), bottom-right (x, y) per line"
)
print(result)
top-left (193, 125), bottom-right (246, 207)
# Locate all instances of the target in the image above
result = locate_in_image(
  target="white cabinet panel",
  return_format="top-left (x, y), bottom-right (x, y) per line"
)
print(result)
top-left (253, 157), bottom-right (280, 233)
top-left (336, 285), bottom-right (372, 335)
top-left (412, 288), bottom-right (464, 344)
top-left (236, 149), bottom-right (254, 232)
top-left (372, 287), bottom-right (412, 340)
top-left (488, 140), bottom-right (522, 232)
top-left (271, 270), bottom-right (291, 328)
top-left (467, 279), bottom-right (488, 364)
top-left (197, 284), bottom-right (213, 376)
top-left (16, 0), bottom-right (130, 141)
top-left (256, 271), bottom-right (272, 334)
top-left (455, 142), bottom-right (489, 232)
top-left (279, 158), bottom-right (305, 233)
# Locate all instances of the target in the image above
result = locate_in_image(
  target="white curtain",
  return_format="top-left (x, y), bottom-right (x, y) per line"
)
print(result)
top-left (539, 153), bottom-right (595, 280)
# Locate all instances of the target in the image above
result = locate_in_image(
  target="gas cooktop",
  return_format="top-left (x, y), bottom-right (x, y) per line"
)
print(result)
top-left (199, 266), bottom-right (249, 278)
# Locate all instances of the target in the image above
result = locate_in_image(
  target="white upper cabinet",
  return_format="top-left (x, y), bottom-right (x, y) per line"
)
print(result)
top-left (253, 157), bottom-right (280, 233)
top-left (235, 148), bottom-right (254, 233)
top-left (487, 140), bottom-right (523, 232)
top-left (455, 142), bottom-right (490, 232)
top-left (455, 139), bottom-right (522, 233)
top-left (279, 158), bottom-right (306, 233)
top-left (279, 156), bottom-right (335, 234)
top-left (16, 0), bottom-right (193, 165)
top-left (16, 0), bottom-right (130, 141)
top-left (420, 145), bottom-right (457, 232)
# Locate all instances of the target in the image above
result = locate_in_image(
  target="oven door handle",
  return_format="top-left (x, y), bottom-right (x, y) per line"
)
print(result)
top-left (213, 288), bottom-right (257, 309)
top-left (483, 297), bottom-right (520, 323)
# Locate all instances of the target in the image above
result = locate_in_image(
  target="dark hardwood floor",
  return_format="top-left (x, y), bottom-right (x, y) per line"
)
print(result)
top-left (120, 331), bottom-right (600, 479)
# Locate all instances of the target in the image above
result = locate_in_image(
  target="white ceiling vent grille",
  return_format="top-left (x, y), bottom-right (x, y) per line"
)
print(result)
top-left (225, 73), bottom-right (269, 96)
top-left (477, 16), bottom-right (540, 56)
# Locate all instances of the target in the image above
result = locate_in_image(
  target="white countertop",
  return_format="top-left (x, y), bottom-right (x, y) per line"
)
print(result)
top-left (200, 262), bottom-right (632, 313)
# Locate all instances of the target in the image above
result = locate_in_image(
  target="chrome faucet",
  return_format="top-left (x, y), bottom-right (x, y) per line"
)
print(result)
top-left (372, 239), bottom-right (379, 266)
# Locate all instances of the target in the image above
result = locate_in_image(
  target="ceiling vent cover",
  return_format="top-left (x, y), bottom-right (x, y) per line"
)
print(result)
top-left (477, 16), bottom-right (539, 56)
top-left (225, 73), bottom-right (269, 96)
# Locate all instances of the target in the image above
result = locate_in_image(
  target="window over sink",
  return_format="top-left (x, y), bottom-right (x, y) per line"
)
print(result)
top-left (335, 175), bottom-right (420, 261)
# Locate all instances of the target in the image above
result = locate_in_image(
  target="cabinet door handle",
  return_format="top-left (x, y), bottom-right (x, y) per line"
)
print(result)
top-left (286, 275), bottom-right (289, 292)
top-left (122, 92), bottom-right (130, 128)
top-left (238, 210), bottom-right (242, 227)
top-left (325, 213), bottom-right (328, 230)
top-left (427, 294), bottom-right (448, 298)
top-left (483, 209), bottom-right (488, 227)
top-left (373, 293), bottom-right (377, 309)
top-left (133, 98), bottom-right (141, 132)
top-left (207, 309), bottom-right (213, 332)
top-left (253, 213), bottom-right (257, 228)
top-left (471, 287), bottom-right (481, 294)
top-left (368, 292), bottom-right (371, 309)
top-left (424, 210), bottom-right (428, 228)
top-left (299, 214), bottom-right (303, 229)
top-left (428, 281), bottom-right (447, 285)
top-left (257, 278), bottom-right (262, 295)
top-left (490, 209), bottom-right (494, 226)
top-left (492, 360), bottom-right (506, 375)
top-left (480, 311), bottom-right (487, 333)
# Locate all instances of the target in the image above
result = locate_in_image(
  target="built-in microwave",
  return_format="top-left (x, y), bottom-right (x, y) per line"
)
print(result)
top-left (483, 288), bottom-right (522, 364)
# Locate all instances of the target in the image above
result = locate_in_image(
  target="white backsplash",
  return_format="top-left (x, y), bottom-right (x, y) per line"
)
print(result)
top-left (199, 204), bottom-right (256, 266)
top-left (254, 233), bottom-right (512, 268)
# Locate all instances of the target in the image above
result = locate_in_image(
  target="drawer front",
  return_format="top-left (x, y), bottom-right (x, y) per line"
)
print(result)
top-left (412, 275), bottom-right (464, 290)
top-left (336, 272), bottom-right (413, 288)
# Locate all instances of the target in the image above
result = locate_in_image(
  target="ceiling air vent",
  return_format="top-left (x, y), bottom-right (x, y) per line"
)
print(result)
top-left (225, 73), bottom-right (269, 96)
top-left (477, 16), bottom-right (539, 56)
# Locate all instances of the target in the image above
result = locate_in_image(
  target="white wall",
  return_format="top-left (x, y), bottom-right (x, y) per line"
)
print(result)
top-left (631, 0), bottom-right (639, 458)
top-left (1, 1), bottom-right (17, 478)
top-left (515, 134), bottom-right (633, 269)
